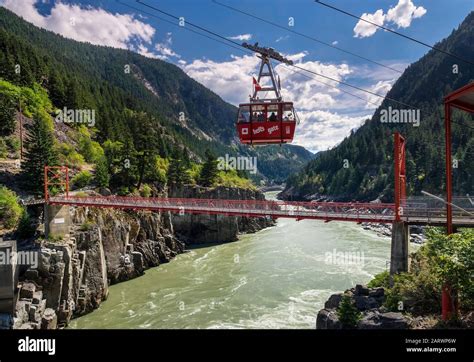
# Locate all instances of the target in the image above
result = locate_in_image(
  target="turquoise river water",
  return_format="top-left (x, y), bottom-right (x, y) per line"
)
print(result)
top-left (70, 192), bottom-right (395, 329)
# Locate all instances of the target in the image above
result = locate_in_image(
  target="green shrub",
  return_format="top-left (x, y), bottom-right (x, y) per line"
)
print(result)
top-left (424, 228), bottom-right (474, 312)
top-left (337, 294), bottom-right (362, 328)
top-left (47, 233), bottom-right (63, 242)
top-left (0, 138), bottom-right (7, 158)
top-left (16, 211), bottom-right (36, 239)
top-left (367, 270), bottom-right (391, 289)
top-left (217, 169), bottom-right (256, 190)
top-left (0, 186), bottom-right (23, 229)
top-left (377, 229), bottom-right (474, 315)
top-left (140, 184), bottom-right (152, 198)
top-left (78, 126), bottom-right (104, 163)
top-left (57, 142), bottom-right (85, 169)
top-left (71, 170), bottom-right (93, 189)
top-left (117, 186), bottom-right (130, 196)
top-left (6, 136), bottom-right (20, 152)
top-left (79, 221), bottom-right (94, 231)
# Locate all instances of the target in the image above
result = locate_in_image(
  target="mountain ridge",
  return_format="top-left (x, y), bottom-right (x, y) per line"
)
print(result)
top-left (283, 11), bottom-right (474, 201)
top-left (0, 6), bottom-right (313, 184)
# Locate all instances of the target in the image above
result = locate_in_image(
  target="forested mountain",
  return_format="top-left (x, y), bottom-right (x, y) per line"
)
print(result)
top-left (283, 11), bottom-right (474, 202)
top-left (0, 7), bottom-right (312, 185)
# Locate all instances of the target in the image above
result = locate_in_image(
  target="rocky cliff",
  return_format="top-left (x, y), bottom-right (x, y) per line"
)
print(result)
top-left (13, 206), bottom-right (183, 329)
top-left (169, 186), bottom-right (275, 243)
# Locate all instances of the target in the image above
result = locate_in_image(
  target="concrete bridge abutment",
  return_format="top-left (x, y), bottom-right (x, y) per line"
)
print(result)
top-left (44, 204), bottom-right (71, 239)
top-left (390, 221), bottom-right (409, 275)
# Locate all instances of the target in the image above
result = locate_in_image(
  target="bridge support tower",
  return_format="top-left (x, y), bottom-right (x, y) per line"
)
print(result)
top-left (390, 133), bottom-right (408, 275)
top-left (44, 166), bottom-right (71, 238)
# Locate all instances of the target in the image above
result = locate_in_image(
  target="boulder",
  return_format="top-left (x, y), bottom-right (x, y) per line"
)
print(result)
top-left (358, 311), bottom-right (408, 329)
top-left (368, 287), bottom-right (384, 299)
top-left (316, 308), bottom-right (341, 329)
top-left (355, 284), bottom-right (369, 296)
top-left (324, 293), bottom-right (343, 309)
top-left (354, 295), bottom-right (370, 311)
top-left (32, 291), bottom-right (43, 305)
top-left (20, 282), bottom-right (36, 299)
top-left (24, 269), bottom-right (39, 281)
top-left (98, 187), bottom-right (112, 196)
top-left (41, 308), bottom-right (57, 330)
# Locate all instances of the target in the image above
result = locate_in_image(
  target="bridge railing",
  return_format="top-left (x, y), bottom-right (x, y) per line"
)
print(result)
top-left (401, 197), bottom-right (474, 222)
top-left (49, 196), bottom-right (396, 222)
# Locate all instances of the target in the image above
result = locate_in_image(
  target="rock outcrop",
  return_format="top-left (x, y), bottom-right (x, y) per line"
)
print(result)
top-left (13, 206), bottom-right (184, 329)
top-left (316, 284), bottom-right (409, 329)
top-left (169, 185), bottom-right (275, 243)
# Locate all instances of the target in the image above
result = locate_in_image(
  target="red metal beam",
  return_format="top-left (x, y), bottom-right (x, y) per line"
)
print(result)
top-left (444, 82), bottom-right (474, 104)
top-left (394, 132), bottom-right (406, 222)
top-left (44, 166), bottom-right (69, 201)
top-left (444, 104), bottom-right (453, 235)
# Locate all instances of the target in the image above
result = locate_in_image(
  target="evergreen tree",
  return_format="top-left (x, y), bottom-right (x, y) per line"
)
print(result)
top-left (64, 78), bottom-right (79, 110)
top-left (48, 70), bottom-right (66, 108)
top-left (167, 146), bottom-right (191, 186)
top-left (199, 149), bottom-right (219, 187)
top-left (22, 113), bottom-right (58, 195)
top-left (0, 93), bottom-right (16, 136)
top-left (337, 294), bottom-right (362, 328)
top-left (95, 155), bottom-right (110, 188)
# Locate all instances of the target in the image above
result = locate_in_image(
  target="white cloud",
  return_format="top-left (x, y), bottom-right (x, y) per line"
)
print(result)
top-left (353, 9), bottom-right (386, 38)
top-left (183, 54), bottom-right (260, 105)
top-left (1, 0), bottom-right (156, 49)
top-left (154, 32), bottom-right (181, 60)
top-left (137, 44), bottom-right (159, 59)
top-left (364, 80), bottom-right (395, 109)
top-left (353, 0), bottom-right (426, 38)
top-left (386, 0), bottom-right (427, 28)
top-left (295, 110), bottom-right (371, 152)
top-left (331, 40), bottom-right (338, 45)
top-left (227, 33), bottom-right (252, 41)
top-left (276, 35), bottom-right (289, 43)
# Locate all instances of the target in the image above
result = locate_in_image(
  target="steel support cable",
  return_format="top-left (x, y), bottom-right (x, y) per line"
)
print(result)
top-left (314, 0), bottom-right (474, 67)
top-left (131, 0), bottom-right (420, 110)
top-left (116, 0), bottom-right (249, 54)
top-left (212, 0), bottom-right (403, 74)
top-left (281, 65), bottom-right (382, 108)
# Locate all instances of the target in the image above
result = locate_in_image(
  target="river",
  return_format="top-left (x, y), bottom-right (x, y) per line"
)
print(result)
top-left (70, 192), bottom-right (392, 329)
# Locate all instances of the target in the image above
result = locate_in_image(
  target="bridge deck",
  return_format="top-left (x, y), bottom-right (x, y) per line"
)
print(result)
top-left (47, 196), bottom-right (473, 226)
top-left (49, 196), bottom-right (394, 223)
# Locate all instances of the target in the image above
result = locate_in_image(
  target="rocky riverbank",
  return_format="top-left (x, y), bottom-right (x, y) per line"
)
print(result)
top-left (316, 284), bottom-right (411, 329)
top-left (9, 186), bottom-right (273, 329)
top-left (360, 222), bottom-right (427, 244)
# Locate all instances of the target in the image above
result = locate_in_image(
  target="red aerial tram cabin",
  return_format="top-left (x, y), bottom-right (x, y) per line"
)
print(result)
top-left (237, 102), bottom-right (297, 145)
top-left (237, 43), bottom-right (298, 146)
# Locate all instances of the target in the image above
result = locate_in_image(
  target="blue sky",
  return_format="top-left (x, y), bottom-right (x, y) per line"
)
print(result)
top-left (1, 0), bottom-right (473, 152)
